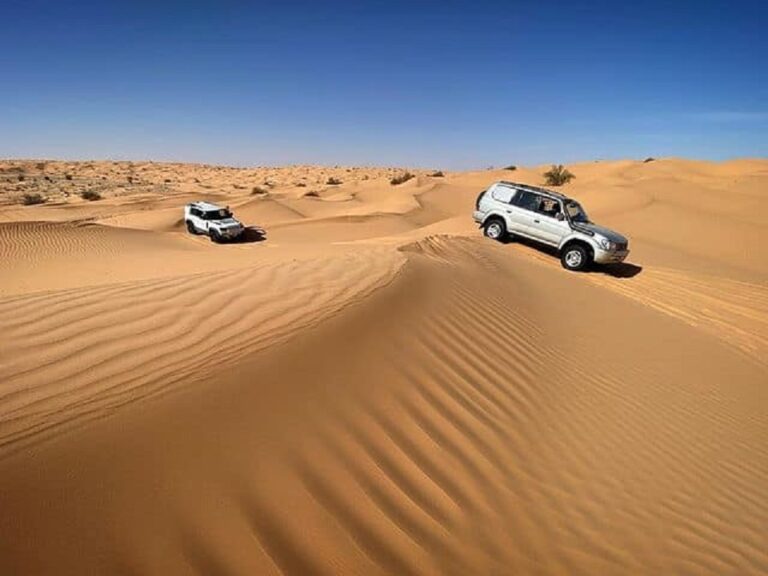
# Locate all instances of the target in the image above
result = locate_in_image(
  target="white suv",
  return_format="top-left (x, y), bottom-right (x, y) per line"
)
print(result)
top-left (473, 181), bottom-right (629, 271)
top-left (184, 201), bottom-right (244, 242)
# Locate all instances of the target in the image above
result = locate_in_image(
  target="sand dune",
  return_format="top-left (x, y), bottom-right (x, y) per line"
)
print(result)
top-left (0, 245), bottom-right (402, 455)
top-left (1, 158), bottom-right (767, 575)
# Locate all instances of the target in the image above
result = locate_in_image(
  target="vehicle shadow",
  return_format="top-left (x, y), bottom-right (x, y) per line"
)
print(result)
top-left (233, 227), bottom-right (267, 243)
top-left (500, 235), bottom-right (643, 278)
top-left (590, 262), bottom-right (643, 278)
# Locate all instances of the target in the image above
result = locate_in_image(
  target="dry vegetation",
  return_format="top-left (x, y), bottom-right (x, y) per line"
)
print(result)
top-left (543, 164), bottom-right (576, 186)
top-left (0, 160), bottom-right (435, 206)
top-left (390, 171), bottom-right (415, 185)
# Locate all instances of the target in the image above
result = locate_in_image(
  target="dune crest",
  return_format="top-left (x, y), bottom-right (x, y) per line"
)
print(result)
top-left (1, 158), bottom-right (767, 575)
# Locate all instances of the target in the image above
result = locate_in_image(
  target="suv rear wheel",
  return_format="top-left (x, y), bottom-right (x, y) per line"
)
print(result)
top-left (186, 221), bottom-right (198, 235)
top-left (561, 244), bottom-right (590, 271)
top-left (483, 218), bottom-right (506, 241)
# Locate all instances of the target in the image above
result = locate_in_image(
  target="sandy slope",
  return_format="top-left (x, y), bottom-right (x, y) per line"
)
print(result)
top-left (0, 158), bottom-right (767, 575)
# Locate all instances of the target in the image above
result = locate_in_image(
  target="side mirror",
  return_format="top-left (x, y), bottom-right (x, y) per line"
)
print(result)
top-left (556, 213), bottom-right (565, 221)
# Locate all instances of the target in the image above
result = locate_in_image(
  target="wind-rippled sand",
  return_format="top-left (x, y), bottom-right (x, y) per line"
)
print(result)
top-left (1, 159), bottom-right (766, 575)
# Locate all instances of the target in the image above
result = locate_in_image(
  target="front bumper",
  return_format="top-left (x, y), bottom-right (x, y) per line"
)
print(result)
top-left (218, 227), bottom-right (244, 239)
top-left (594, 248), bottom-right (629, 264)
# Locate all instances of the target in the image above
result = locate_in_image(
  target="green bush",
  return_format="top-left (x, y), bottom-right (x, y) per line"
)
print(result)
top-left (543, 165), bottom-right (575, 186)
top-left (390, 172), bottom-right (414, 185)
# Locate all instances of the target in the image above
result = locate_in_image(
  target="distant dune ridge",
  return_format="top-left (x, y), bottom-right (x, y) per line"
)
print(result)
top-left (0, 158), bottom-right (767, 575)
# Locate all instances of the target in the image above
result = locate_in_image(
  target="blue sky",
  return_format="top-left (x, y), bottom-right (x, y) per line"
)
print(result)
top-left (1, 0), bottom-right (766, 168)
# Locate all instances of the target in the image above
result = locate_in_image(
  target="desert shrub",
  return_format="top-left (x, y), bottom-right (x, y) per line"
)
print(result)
top-left (251, 186), bottom-right (269, 195)
top-left (643, 157), bottom-right (655, 163)
top-left (80, 189), bottom-right (102, 201)
top-left (326, 177), bottom-right (342, 185)
top-left (295, 182), bottom-right (307, 187)
top-left (35, 162), bottom-right (47, 171)
top-left (430, 170), bottom-right (445, 177)
top-left (504, 165), bottom-right (517, 171)
top-left (304, 190), bottom-right (320, 198)
top-left (17, 175), bottom-right (25, 182)
top-left (65, 174), bottom-right (73, 180)
top-left (21, 193), bottom-right (46, 205)
top-left (390, 172), bottom-right (414, 186)
top-left (543, 164), bottom-right (575, 186)
top-left (127, 176), bottom-right (134, 184)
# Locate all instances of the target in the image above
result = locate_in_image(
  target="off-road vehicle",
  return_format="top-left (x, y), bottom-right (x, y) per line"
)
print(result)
top-left (184, 201), bottom-right (244, 242)
top-left (473, 181), bottom-right (629, 271)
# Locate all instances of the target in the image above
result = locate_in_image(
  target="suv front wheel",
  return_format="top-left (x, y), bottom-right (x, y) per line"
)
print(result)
top-left (561, 244), bottom-right (590, 271)
top-left (483, 218), bottom-right (507, 241)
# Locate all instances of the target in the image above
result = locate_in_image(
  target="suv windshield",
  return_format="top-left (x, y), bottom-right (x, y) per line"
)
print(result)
top-left (203, 209), bottom-right (232, 220)
top-left (565, 202), bottom-right (589, 223)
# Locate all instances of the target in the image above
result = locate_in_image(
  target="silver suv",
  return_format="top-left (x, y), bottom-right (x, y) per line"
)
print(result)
top-left (473, 181), bottom-right (629, 271)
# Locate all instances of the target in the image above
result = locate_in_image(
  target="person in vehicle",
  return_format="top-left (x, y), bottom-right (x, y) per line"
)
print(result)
top-left (538, 198), bottom-right (561, 218)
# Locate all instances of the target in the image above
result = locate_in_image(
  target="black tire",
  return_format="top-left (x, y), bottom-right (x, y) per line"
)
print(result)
top-left (561, 244), bottom-right (591, 271)
top-left (186, 221), bottom-right (198, 235)
top-left (483, 218), bottom-right (507, 242)
top-left (210, 229), bottom-right (222, 243)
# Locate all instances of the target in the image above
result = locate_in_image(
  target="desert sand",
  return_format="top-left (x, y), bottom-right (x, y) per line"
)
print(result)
top-left (0, 158), bottom-right (766, 575)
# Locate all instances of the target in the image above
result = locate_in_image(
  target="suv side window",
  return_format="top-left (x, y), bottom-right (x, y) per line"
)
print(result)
top-left (511, 190), bottom-right (540, 212)
top-left (491, 185), bottom-right (516, 204)
top-left (535, 198), bottom-right (562, 218)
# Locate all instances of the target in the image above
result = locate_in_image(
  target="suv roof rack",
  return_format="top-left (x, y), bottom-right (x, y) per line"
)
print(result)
top-left (498, 181), bottom-right (570, 201)
top-left (189, 201), bottom-right (224, 211)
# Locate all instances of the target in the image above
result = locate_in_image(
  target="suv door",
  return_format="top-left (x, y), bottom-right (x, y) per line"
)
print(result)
top-left (484, 184), bottom-right (522, 233)
top-left (485, 185), bottom-right (532, 235)
top-left (190, 208), bottom-right (207, 232)
top-left (526, 198), bottom-right (571, 246)
top-left (506, 190), bottom-right (541, 237)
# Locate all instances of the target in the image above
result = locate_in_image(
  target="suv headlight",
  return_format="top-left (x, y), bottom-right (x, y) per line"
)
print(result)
top-left (597, 237), bottom-right (614, 251)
